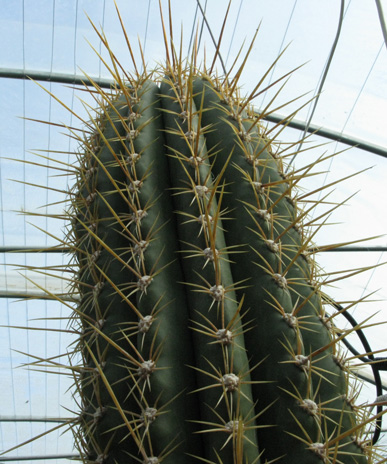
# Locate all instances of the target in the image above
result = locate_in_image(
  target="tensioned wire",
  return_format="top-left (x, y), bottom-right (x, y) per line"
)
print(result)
top-left (43, 0), bottom-right (57, 453)
top-left (55, 0), bottom-right (80, 455)
top-left (22, 0), bottom-right (32, 449)
top-left (258, 0), bottom-right (298, 110)
top-left (195, 0), bottom-right (226, 75)
top-left (341, 42), bottom-right (385, 134)
top-left (287, 0), bottom-right (346, 170)
top-left (0, 88), bottom-right (15, 464)
top-left (142, 0), bottom-right (152, 62)
top-left (188, 1), bottom-right (200, 57)
top-left (376, 0), bottom-right (387, 51)
top-left (188, 0), bottom-right (208, 59)
top-left (224, 0), bottom-right (244, 67)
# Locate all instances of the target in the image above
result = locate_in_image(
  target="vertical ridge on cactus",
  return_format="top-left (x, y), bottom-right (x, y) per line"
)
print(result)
top-left (4, 4), bottom-right (387, 464)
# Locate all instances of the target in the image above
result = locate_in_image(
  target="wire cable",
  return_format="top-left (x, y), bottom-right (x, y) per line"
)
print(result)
top-left (21, 1), bottom-right (34, 449)
top-left (339, 42), bottom-right (384, 137)
top-left (327, 297), bottom-right (386, 444)
top-left (44, 0), bottom-right (57, 452)
top-left (143, 0), bottom-right (152, 61)
top-left (98, 0), bottom-right (107, 78)
top-left (287, 0), bottom-right (345, 170)
top-left (225, 0), bottom-right (244, 67)
top-left (196, 0), bottom-right (227, 75)
top-left (376, 0), bottom-right (387, 51)
top-left (197, 0), bottom-right (208, 57)
top-left (259, 0), bottom-right (297, 109)
top-left (188, 2), bottom-right (199, 57)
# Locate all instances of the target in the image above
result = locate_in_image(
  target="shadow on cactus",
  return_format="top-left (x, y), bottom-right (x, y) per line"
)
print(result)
top-left (2, 2), bottom-right (387, 464)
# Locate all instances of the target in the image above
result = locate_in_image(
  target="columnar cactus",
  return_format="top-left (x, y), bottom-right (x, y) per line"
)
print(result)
top-left (69, 59), bottom-right (383, 463)
top-left (10, 10), bottom-right (386, 464)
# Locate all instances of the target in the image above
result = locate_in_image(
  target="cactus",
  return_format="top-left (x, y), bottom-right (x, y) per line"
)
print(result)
top-left (68, 61), bottom-right (385, 464)
top-left (4, 6), bottom-right (387, 464)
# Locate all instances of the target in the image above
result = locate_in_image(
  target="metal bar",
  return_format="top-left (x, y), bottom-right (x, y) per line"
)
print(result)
top-left (0, 291), bottom-right (78, 301)
top-left (0, 247), bottom-right (70, 253)
top-left (0, 67), bottom-right (114, 89)
top-left (356, 371), bottom-right (387, 391)
top-left (1, 67), bottom-right (386, 158)
top-left (376, 0), bottom-right (387, 52)
top-left (0, 417), bottom-right (75, 423)
top-left (263, 112), bottom-right (387, 159)
top-left (309, 246), bottom-right (387, 253)
top-left (329, 297), bottom-right (386, 444)
top-left (0, 455), bottom-right (79, 462)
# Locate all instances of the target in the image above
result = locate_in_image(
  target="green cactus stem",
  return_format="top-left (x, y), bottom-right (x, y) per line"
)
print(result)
top-left (67, 60), bottom-right (379, 462)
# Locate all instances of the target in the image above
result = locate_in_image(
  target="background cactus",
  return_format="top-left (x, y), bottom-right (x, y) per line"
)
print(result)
top-left (2, 4), bottom-right (386, 464)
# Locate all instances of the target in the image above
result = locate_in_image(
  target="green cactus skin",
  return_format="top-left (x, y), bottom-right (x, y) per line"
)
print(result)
top-left (190, 77), bottom-right (368, 463)
top-left (64, 60), bottom-right (380, 463)
top-left (75, 81), bottom-right (205, 463)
